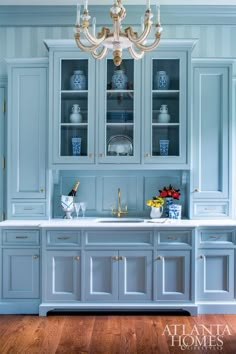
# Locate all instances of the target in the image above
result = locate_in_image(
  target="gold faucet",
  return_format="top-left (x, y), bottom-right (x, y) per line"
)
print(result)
top-left (112, 188), bottom-right (128, 218)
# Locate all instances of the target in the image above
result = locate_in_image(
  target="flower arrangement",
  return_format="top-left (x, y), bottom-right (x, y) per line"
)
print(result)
top-left (146, 196), bottom-right (164, 208)
top-left (159, 184), bottom-right (181, 200)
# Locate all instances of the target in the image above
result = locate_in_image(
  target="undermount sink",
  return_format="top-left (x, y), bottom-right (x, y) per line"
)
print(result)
top-left (95, 218), bottom-right (144, 223)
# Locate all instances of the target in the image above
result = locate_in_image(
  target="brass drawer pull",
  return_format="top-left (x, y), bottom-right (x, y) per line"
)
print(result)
top-left (23, 208), bottom-right (33, 211)
top-left (33, 255), bottom-right (39, 259)
top-left (57, 237), bottom-right (71, 240)
top-left (167, 236), bottom-right (178, 240)
top-left (209, 236), bottom-right (220, 239)
top-left (74, 256), bottom-right (80, 261)
top-left (16, 236), bottom-right (29, 239)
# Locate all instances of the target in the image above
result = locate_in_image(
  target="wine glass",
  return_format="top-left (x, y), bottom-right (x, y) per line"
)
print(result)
top-left (74, 202), bottom-right (81, 218)
top-left (80, 202), bottom-right (87, 218)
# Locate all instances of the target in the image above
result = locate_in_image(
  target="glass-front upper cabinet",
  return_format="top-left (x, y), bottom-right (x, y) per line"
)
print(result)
top-left (143, 44), bottom-right (193, 167)
top-left (47, 47), bottom-right (96, 166)
top-left (97, 54), bottom-right (141, 163)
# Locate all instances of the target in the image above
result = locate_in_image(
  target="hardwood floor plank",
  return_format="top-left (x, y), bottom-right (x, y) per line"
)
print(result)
top-left (0, 314), bottom-right (236, 354)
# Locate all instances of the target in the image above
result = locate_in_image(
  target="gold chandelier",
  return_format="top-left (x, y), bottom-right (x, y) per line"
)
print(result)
top-left (74, 0), bottom-right (163, 67)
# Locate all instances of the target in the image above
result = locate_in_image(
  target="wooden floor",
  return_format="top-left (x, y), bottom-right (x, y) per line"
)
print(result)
top-left (0, 313), bottom-right (236, 354)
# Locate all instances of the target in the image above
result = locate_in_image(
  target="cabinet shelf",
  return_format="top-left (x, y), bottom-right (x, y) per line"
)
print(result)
top-left (152, 123), bottom-right (180, 126)
top-left (61, 91), bottom-right (88, 99)
top-left (61, 123), bottom-right (88, 127)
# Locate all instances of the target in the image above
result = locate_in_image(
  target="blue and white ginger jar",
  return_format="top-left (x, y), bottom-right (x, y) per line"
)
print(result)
top-left (155, 71), bottom-right (169, 90)
top-left (70, 70), bottom-right (86, 90)
top-left (112, 69), bottom-right (128, 90)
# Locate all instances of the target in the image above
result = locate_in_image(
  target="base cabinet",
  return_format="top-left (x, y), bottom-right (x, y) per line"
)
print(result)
top-left (3, 248), bottom-right (40, 299)
top-left (154, 250), bottom-right (191, 301)
top-left (45, 250), bottom-right (81, 301)
top-left (85, 250), bottom-right (152, 302)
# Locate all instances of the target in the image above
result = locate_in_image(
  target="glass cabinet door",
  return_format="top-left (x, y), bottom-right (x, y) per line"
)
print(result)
top-left (52, 52), bottom-right (95, 165)
top-left (143, 51), bottom-right (187, 166)
top-left (97, 56), bottom-right (141, 163)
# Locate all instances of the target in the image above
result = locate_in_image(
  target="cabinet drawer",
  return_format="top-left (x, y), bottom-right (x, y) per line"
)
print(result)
top-left (3, 230), bottom-right (40, 245)
top-left (158, 231), bottom-right (192, 246)
top-left (47, 231), bottom-right (81, 246)
top-left (12, 202), bottom-right (46, 217)
top-left (199, 230), bottom-right (234, 245)
top-left (85, 230), bottom-right (153, 246)
top-left (193, 203), bottom-right (228, 218)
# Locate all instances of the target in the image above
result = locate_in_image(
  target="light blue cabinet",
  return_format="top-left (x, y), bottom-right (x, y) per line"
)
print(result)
top-left (3, 248), bottom-right (40, 299)
top-left (197, 228), bottom-right (235, 301)
top-left (45, 41), bottom-right (96, 166)
top-left (45, 250), bottom-right (81, 301)
top-left (6, 58), bottom-right (49, 219)
top-left (85, 250), bottom-right (152, 302)
top-left (154, 250), bottom-right (191, 301)
top-left (97, 54), bottom-right (141, 164)
top-left (143, 40), bottom-right (196, 168)
top-left (0, 86), bottom-right (5, 221)
top-left (191, 60), bottom-right (233, 218)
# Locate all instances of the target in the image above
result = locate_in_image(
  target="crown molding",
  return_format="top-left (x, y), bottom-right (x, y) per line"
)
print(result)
top-left (0, 5), bottom-right (236, 27)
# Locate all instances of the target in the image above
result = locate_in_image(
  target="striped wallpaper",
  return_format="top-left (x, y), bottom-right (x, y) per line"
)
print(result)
top-left (1, 24), bottom-right (236, 75)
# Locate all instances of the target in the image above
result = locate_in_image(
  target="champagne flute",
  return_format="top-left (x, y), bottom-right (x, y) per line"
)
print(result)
top-left (74, 202), bottom-right (81, 218)
top-left (80, 202), bottom-right (87, 218)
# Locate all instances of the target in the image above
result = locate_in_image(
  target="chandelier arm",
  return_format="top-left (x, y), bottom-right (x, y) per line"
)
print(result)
top-left (92, 47), bottom-right (108, 60)
top-left (135, 34), bottom-right (161, 52)
top-left (83, 27), bottom-right (107, 46)
top-left (125, 21), bottom-right (152, 45)
top-left (74, 34), bottom-right (101, 53)
top-left (128, 46), bottom-right (144, 60)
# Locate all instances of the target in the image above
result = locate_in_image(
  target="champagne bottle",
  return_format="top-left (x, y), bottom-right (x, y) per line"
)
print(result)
top-left (68, 181), bottom-right (80, 197)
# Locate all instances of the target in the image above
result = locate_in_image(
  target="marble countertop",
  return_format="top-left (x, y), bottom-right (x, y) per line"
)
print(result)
top-left (1, 218), bottom-right (236, 228)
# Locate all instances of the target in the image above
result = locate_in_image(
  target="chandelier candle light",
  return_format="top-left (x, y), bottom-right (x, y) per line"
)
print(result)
top-left (74, 0), bottom-right (163, 66)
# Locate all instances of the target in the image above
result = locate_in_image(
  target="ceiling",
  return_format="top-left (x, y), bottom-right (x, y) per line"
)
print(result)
top-left (0, 0), bottom-right (235, 5)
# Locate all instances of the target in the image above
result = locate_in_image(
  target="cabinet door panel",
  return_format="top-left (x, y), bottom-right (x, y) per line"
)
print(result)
top-left (198, 249), bottom-right (234, 301)
top-left (154, 250), bottom-right (190, 301)
top-left (3, 249), bottom-right (39, 299)
top-left (10, 67), bottom-right (47, 198)
top-left (118, 250), bottom-right (152, 301)
top-left (85, 250), bottom-right (118, 301)
top-left (46, 250), bottom-right (81, 301)
top-left (192, 64), bottom-right (230, 203)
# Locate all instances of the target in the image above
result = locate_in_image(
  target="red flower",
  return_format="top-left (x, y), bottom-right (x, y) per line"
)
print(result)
top-left (159, 184), bottom-right (181, 200)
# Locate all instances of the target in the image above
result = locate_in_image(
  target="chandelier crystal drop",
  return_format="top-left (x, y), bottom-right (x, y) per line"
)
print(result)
top-left (74, 0), bottom-right (163, 67)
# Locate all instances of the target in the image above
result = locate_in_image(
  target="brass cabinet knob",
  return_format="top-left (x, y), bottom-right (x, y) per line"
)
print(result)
top-left (145, 153), bottom-right (151, 158)
top-left (199, 255), bottom-right (204, 259)
top-left (89, 153), bottom-right (93, 158)
top-left (33, 255), bottom-right (39, 259)
top-left (112, 256), bottom-right (119, 261)
top-left (40, 188), bottom-right (45, 193)
top-left (156, 256), bottom-right (163, 261)
top-left (119, 256), bottom-right (124, 261)
top-left (74, 256), bottom-right (80, 261)
top-left (194, 188), bottom-right (199, 192)
top-left (99, 153), bottom-right (105, 158)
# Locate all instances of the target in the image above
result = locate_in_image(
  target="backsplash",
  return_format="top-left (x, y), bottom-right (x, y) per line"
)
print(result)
top-left (53, 170), bottom-right (189, 218)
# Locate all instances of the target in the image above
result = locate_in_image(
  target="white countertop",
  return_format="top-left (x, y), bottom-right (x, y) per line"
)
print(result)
top-left (1, 218), bottom-right (236, 228)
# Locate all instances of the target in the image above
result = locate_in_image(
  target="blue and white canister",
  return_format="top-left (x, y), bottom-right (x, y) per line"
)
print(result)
top-left (70, 70), bottom-right (86, 90)
top-left (71, 137), bottom-right (82, 156)
top-left (111, 69), bottom-right (128, 90)
top-left (155, 71), bottom-right (170, 90)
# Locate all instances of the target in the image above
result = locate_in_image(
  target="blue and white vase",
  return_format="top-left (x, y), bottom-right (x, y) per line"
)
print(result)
top-left (71, 137), bottom-right (82, 156)
top-left (164, 197), bottom-right (174, 217)
top-left (155, 71), bottom-right (169, 90)
top-left (70, 70), bottom-right (86, 90)
top-left (111, 69), bottom-right (128, 90)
